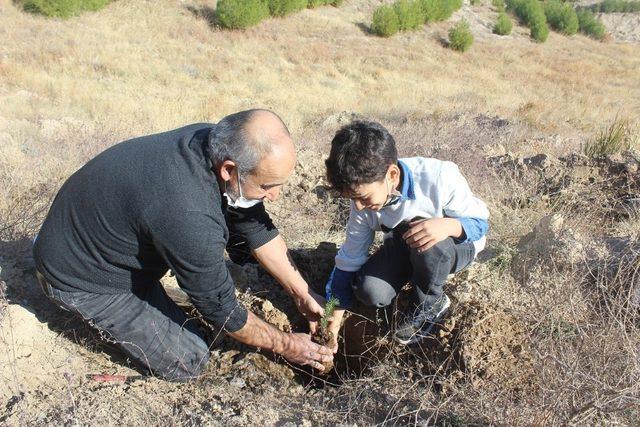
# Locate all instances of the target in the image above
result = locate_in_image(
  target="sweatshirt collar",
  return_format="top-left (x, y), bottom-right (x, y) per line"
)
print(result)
top-left (398, 159), bottom-right (416, 200)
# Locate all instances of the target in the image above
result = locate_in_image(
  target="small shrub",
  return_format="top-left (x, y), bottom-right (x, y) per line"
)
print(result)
top-left (19, 0), bottom-right (110, 18)
top-left (592, 0), bottom-right (640, 13)
top-left (493, 12), bottom-right (513, 34)
top-left (492, 0), bottom-right (506, 11)
top-left (216, 0), bottom-right (270, 29)
top-left (470, 0), bottom-right (482, 5)
top-left (577, 9), bottom-right (606, 40)
top-left (371, 5), bottom-right (401, 37)
top-left (507, 0), bottom-right (550, 42)
top-left (421, 0), bottom-right (444, 22)
top-left (583, 117), bottom-right (637, 158)
top-left (394, 0), bottom-right (424, 30)
top-left (330, 0), bottom-right (345, 5)
top-left (268, 0), bottom-right (308, 17)
top-left (449, 20), bottom-right (474, 52)
top-left (544, 0), bottom-right (579, 35)
top-left (420, 0), bottom-right (462, 22)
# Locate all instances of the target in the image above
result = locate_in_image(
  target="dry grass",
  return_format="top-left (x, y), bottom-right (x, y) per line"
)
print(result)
top-left (2, 0), bottom-right (640, 220)
top-left (2, 0), bottom-right (640, 425)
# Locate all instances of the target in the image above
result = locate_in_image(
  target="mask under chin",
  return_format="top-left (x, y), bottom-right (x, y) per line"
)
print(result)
top-left (224, 192), bottom-right (263, 209)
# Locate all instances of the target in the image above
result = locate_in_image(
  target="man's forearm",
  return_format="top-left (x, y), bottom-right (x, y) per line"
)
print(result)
top-left (227, 310), bottom-right (289, 354)
top-left (252, 235), bottom-right (308, 298)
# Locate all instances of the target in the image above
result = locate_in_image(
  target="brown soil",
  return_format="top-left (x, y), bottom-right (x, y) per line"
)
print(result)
top-left (311, 329), bottom-right (335, 373)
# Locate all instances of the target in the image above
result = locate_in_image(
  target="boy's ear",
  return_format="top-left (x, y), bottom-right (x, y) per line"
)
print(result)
top-left (387, 163), bottom-right (400, 181)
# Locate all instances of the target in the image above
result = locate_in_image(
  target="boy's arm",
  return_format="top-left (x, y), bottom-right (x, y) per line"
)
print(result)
top-left (440, 162), bottom-right (489, 241)
top-left (324, 202), bottom-right (375, 347)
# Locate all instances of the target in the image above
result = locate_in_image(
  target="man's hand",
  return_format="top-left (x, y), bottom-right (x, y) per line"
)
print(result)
top-left (294, 290), bottom-right (325, 334)
top-left (281, 333), bottom-right (334, 371)
top-left (402, 218), bottom-right (462, 253)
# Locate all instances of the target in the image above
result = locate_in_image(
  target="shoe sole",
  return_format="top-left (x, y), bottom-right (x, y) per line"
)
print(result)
top-left (394, 296), bottom-right (451, 345)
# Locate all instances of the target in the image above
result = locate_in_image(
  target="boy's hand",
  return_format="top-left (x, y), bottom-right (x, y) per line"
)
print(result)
top-left (326, 308), bottom-right (346, 354)
top-left (402, 218), bottom-right (462, 252)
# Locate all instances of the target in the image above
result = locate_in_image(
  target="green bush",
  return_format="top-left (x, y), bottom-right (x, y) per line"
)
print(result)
top-left (420, 0), bottom-right (462, 22)
top-left (371, 5), bottom-right (400, 36)
top-left (544, 0), bottom-right (579, 35)
top-left (268, 0), bottom-right (308, 16)
top-left (592, 0), bottom-right (640, 12)
top-left (19, 0), bottom-right (109, 18)
top-left (493, 12), bottom-right (513, 34)
top-left (492, 0), bottom-right (506, 11)
top-left (394, 0), bottom-right (424, 30)
top-left (577, 9), bottom-right (606, 39)
top-left (507, 0), bottom-right (550, 42)
top-left (420, 0), bottom-right (444, 22)
top-left (449, 20), bottom-right (473, 51)
top-left (217, 0), bottom-right (270, 29)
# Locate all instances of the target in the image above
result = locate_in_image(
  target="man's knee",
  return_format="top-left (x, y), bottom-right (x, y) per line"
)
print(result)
top-left (155, 340), bottom-right (211, 382)
top-left (353, 274), bottom-right (397, 308)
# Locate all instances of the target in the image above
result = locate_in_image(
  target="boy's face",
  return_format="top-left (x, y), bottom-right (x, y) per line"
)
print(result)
top-left (346, 164), bottom-right (401, 211)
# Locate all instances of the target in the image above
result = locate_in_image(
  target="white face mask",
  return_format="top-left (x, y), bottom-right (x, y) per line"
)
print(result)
top-left (381, 177), bottom-right (402, 209)
top-left (224, 170), bottom-right (263, 209)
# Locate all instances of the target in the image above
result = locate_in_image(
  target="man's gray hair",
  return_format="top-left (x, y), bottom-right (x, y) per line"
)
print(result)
top-left (207, 109), bottom-right (288, 178)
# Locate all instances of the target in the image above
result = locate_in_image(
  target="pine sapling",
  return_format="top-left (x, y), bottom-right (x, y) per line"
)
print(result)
top-left (312, 296), bottom-right (340, 373)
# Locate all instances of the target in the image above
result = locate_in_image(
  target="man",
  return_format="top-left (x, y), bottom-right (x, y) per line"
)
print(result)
top-left (33, 109), bottom-right (333, 381)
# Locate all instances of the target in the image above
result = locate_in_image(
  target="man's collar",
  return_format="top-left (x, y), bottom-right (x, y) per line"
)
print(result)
top-left (398, 160), bottom-right (416, 200)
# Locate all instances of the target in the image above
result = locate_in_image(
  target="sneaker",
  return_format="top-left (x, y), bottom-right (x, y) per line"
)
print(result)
top-left (394, 294), bottom-right (451, 345)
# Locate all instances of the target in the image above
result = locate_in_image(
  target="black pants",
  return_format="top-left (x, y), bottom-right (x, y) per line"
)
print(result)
top-left (36, 271), bottom-right (210, 382)
top-left (353, 234), bottom-right (475, 308)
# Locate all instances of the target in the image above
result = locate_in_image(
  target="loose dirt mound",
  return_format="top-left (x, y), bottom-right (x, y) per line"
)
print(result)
top-left (440, 302), bottom-right (536, 392)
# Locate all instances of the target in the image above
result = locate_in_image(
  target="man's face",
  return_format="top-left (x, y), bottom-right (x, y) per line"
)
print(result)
top-left (235, 149), bottom-right (296, 203)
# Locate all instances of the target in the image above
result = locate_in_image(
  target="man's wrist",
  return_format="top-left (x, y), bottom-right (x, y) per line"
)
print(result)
top-left (272, 330), bottom-right (292, 355)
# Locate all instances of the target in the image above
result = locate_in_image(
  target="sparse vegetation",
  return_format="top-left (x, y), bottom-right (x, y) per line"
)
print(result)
top-left (589, 0), bottom-right (640, 13)
top-left (18, 0), bottom-right (110, 18)
top-left (448, 20), bottom-right (474, 51)
top-left (544, 0), bottom-right (579, 35)
top-left (507, 0), bottom-right (550, 42)
top-left (493, 12), bottom-right (513, 34)
top-left (371, 5), bottom-right (401, 37)
top-left (577, 9), bottom-right (607, 39)
top-left (583, 117), bottom-right (638, 157)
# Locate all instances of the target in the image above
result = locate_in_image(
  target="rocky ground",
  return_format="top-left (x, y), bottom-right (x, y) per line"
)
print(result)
top-left (1, 114), bottom-right (638, 425)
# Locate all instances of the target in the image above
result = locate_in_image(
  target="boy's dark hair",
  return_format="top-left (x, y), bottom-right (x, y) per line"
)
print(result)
top-left (325, 120), bottom-right (398, 194)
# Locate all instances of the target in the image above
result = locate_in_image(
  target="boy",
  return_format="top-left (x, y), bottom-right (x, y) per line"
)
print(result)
top-left (324, 121), bottom-right (489, 346)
